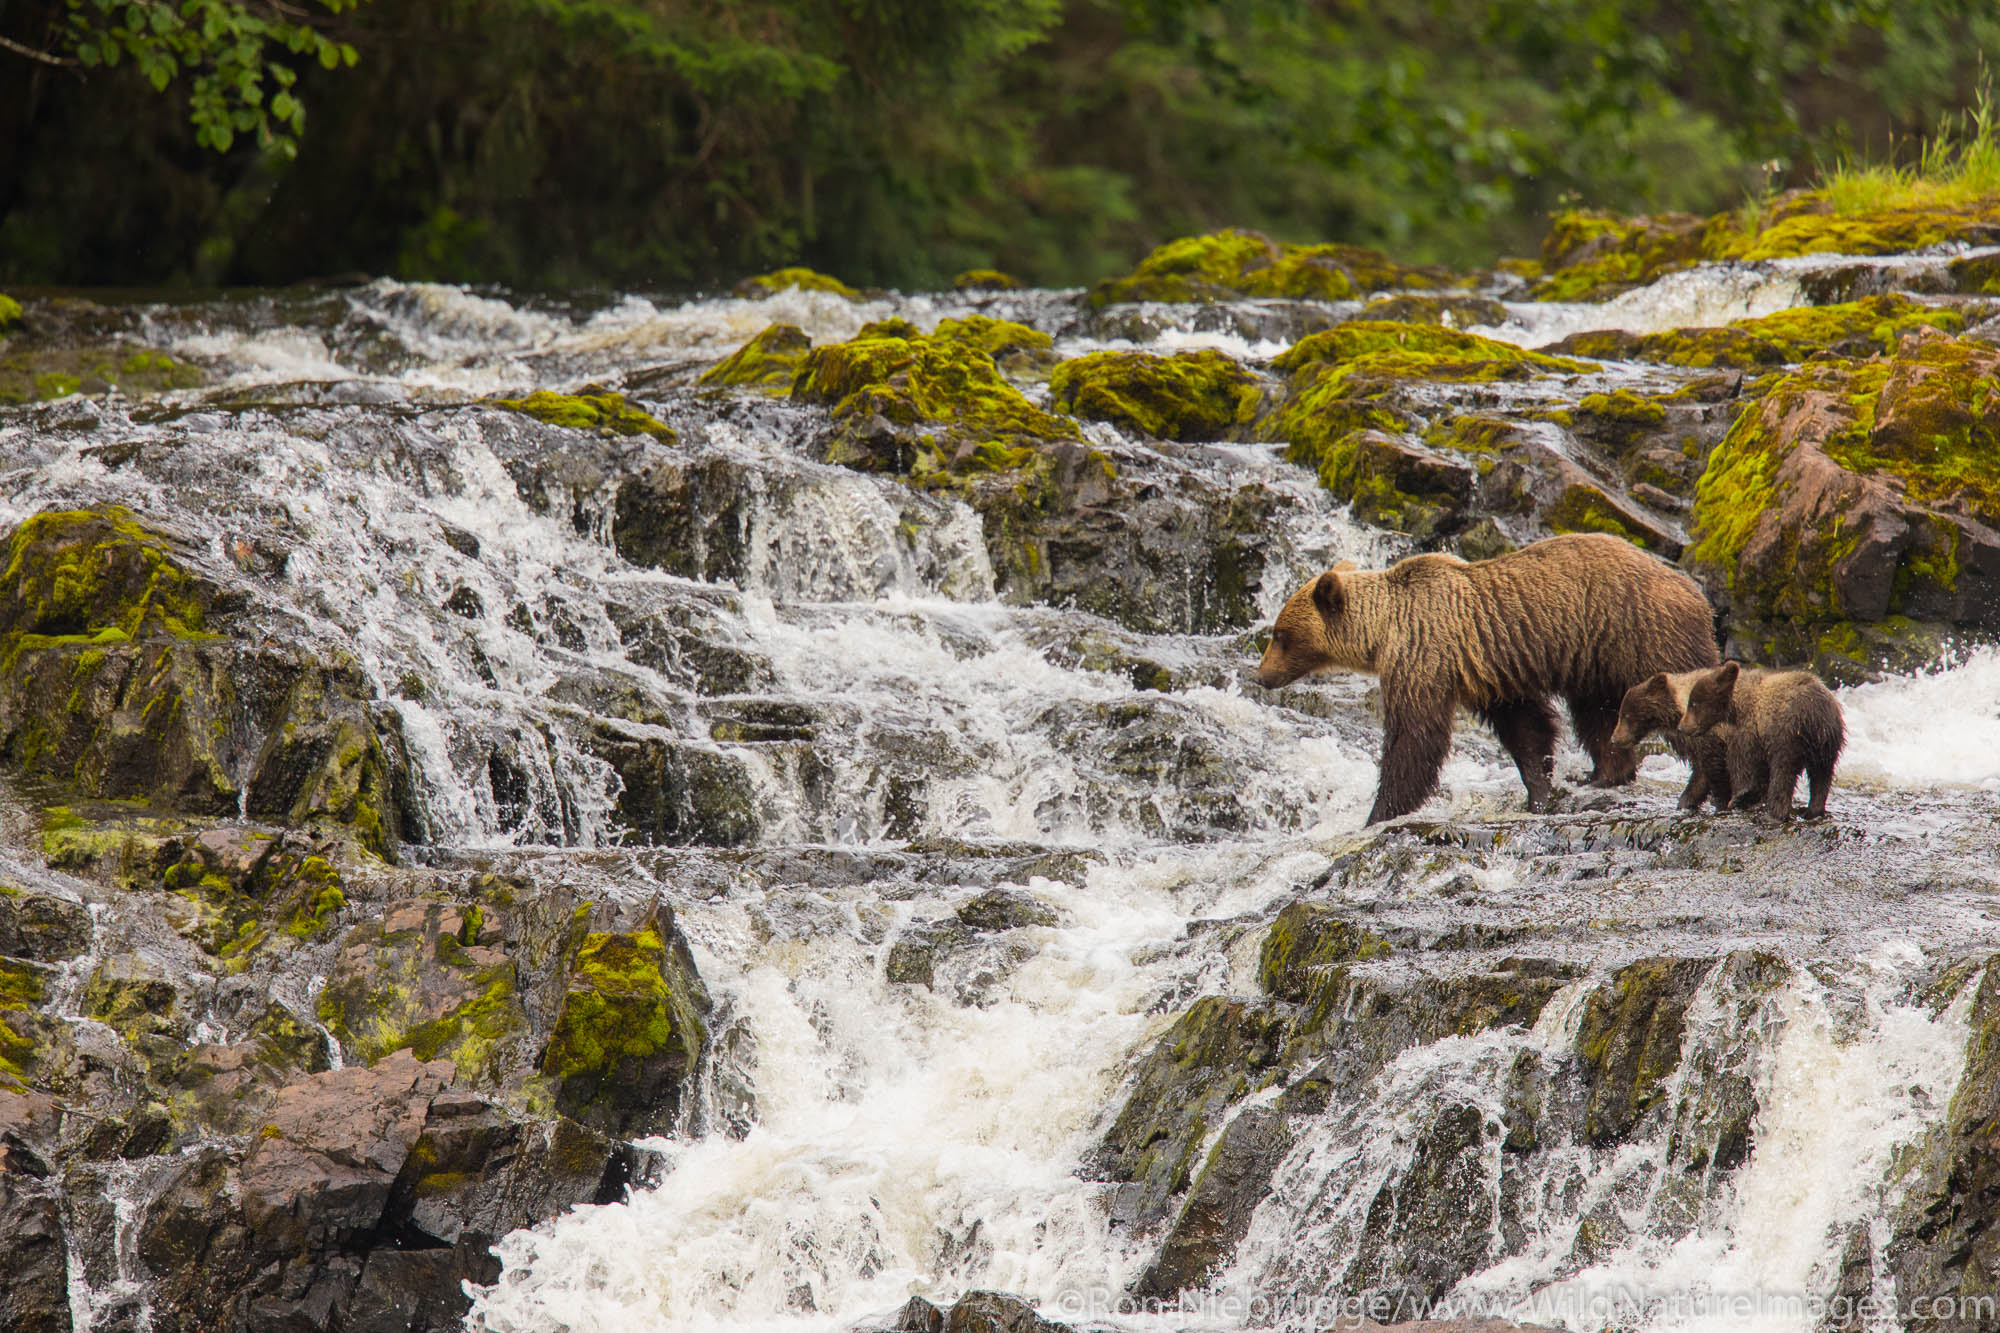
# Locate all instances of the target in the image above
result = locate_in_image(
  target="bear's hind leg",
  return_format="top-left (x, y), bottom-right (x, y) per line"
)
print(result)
top-left (1482, 697), bottom-right (1561, 813)
top-left (1804, 756), bottom-right (1835, 819)
top-left (1569, 693), bottom-right (1637, 786)
top-left (1760, 737), bottom-right (1804, 823)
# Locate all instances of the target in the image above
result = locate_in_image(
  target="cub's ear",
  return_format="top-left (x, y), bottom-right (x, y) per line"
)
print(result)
top-left (1311, 569), bottom-right (1345, 620)
top-left (1331, 559), bottom-right (1358, 573)
top-left (1645, 672), bottom-right (1669, 691)
top-left (1715, 661), bottom-right (1741, 690)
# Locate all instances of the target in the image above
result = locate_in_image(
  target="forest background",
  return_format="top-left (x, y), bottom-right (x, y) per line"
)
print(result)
top-left (4, 0), bottom-right (2000, 293)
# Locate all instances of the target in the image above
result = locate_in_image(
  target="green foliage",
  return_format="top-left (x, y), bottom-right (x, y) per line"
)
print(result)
top-left (62, 0), bottom-right (367, 157)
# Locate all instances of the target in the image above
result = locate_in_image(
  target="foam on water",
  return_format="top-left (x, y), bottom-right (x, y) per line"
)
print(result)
top-left (1472, 266), bottom-right (1807, 349)
top-left (1837, 646), bottom-right (2000, 791)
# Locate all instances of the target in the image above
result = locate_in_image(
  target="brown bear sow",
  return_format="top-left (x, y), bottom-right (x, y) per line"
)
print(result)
top-left (1610, 671), bottom-right (1740, 811)
top-left (1681, 662), bottom-right (1844, 821)
top-left (1255, 533), bottom-right (1718, 824)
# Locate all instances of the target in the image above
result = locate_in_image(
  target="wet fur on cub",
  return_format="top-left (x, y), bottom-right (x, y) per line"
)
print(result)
top-left (1254, 533), bottom-right (1720, 824)
top-left (1682, 661), bottom-right (1844, 821)
top-left (1610, 670), bottom-right (1739, 811)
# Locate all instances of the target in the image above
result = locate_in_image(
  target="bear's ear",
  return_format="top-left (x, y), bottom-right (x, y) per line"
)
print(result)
top-left (1715, 661), bottom-right (1741, 691)
top-left (1332, 559), bottom-right (1358, 573)
top-left (1311, 569), bottom-right (1345, 620)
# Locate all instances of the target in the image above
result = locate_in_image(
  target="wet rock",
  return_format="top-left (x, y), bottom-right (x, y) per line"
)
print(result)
top-left (1133, 1102), bottom-right (1293, 1297)
top-left (955, 887), bottom-right (1060, 932)
top-left (1346, 1100), bottom-right (1499, 1308)
top-left (0, 1172), bottom-right (69, 1333)
top-left (134, 1051), bottom-right (626, 1332)
top-left (939, 1290), bottom-right (1072, 1333)
top-left (1884, 954), bottom-right (2000, 1330)
top-left (0, 886), bottom-right (91, 961)
top-left (1575, 956), bottom-right (1713, 1146)
top-left (590, 728), bottom-right (765, 846)
top-left (1309, 429), bottom-right (1477, 545)
top-left (539, 918), bottom-right (710, 1136)
top-left (1686, 328), bottom-right (2000, 677)
top-left (1546, 295), bottom-right (1961, 370)
top-left (318, 898), bottom-right (530, 1086)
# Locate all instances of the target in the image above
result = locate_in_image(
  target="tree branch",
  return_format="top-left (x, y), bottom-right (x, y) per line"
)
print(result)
top-left (0, 33), bottom-right (76, 67)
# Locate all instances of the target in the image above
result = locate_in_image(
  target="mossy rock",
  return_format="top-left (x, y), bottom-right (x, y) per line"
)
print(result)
top-left (953, 269), bottom-right (1020, 291)
top-left (0, 507), bottom-right (215, 648)
top-left (0, 956), bottom-right (53, 1083)
top-left (697, 323), bottom-right (811, 395)
top-left (1529, 209), bottom-right (1717, 302)
top-left (154, 829), bottom-right (348, 965)
top-left (1258, 902), bottom-right (1391, 1003)
top-left (1547, 294), bottom-right (1963, 370)
top-left (0, 294), bottom-right (22, 330)
top-left (733, 266), bottom-right (858, 299)
top-left (1687, 328), bottom-right (2000, 662)
top-left (318, 899), bottom-right (528, 1087)
top-left (1090, 229), bottom-right (1457, 306)
top-left (0, 340), bottom-right (202, 404)
top-left (1259, 322), bottom-right (1586, 483)
top-left (1359, 293), bottom-right (1511, 327)
top-left (1304, 429), bottom-right (1476, 543)
top-left (929, 314), bottom-right (1055, 372)
top-left (793, 332), bottom-right (1073, 476)
top-left (1716, 195), bottom-right (2000, 262)
top-left (1047, 348), bottom-right (1262, 441)
top-left (491, 388), bottom-right (674, 440)
top-left (540, 921), bottom-right (710, 1136)
top-left (1575, 957), bottom-right (1713, 1146)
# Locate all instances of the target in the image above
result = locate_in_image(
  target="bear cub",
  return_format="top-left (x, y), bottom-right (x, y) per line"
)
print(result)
top-left (1609, 670), bottom-right (1739, 811)
top-left (1681, 661), bottom-right (1844, 822)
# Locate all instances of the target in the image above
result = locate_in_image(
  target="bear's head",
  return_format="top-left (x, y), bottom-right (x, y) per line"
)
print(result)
top-left (1682, 660), bottom-right (1740, 733)
top-left (1255, 563), bottom-right (1372, 689)
top-left (1610, 673), bottom-right (1682, 750)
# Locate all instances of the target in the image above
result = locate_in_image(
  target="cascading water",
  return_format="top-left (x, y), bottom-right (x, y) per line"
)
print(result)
top-left (1, 261), bottom-right (1996, 1333)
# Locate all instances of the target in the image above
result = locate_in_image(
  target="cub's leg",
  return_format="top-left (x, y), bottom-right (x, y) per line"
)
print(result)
top-left (1568, 693), bottom-right (1636, 786)
top-left (1725, 733), bottom-right (1769, 812)
top-left (1760, 735), bottom-right (1804, 823)
top-left (1481, 697), bottom-right (1561, 814)
top-left (1804, 757), bottom-right (1835, 819)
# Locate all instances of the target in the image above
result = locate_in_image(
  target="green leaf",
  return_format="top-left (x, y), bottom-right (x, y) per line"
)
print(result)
top-left (271, 91), bottom-right (297, 121)
top-left (148, 62), bottom-right (170, 92)
top-left (318, 39), bottom-right (339, 70)
top-left (76, 42), bottom-right (100, 67)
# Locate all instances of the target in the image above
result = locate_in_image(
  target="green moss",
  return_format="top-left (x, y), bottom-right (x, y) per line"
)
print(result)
top-left (1259, 901), bottom-right (1391, 1003)
top-left (1047, 349), bottom-right (1262, 441)
top-left (1423, 413), bottom-right (1521, 456)
top-left (491, 388), bottom-right (674, 440)
top-left (735, 266), bottom-right (858, 299)
top-left (1530, 210), bottom-right (1714, 302)
top-left (697, 323), bottom-right (812, 395)
top-left (1546, 484), bottom-right (1648, 545)
top-left (930, 314), bottom-right (1054, 368)
top-left (953, 269), bottom-right (1019, 291)
top-left (280, 857), bottom-right (345, 938)
top-left (541, 928), bottom-right (706, 1082)
top-left (0, 294), bottom-right (20, 329)
top-left (794, 332), bottom-right (1072, 475)
top-left (0, 340), bottom-right (201, 404)
top-left (0, 957), bottom-right (47, 1010)
top-left (1601, 295), bottom-right (1963, 370)
top-left (1577, 389), bottom-right (1668, 430)
top-left (0, 507), bottom-right (209, 647)
top-left (1090, 229), bottom-right (1458, 306)
top-left (1261, 322), bottom-right (1584, 480)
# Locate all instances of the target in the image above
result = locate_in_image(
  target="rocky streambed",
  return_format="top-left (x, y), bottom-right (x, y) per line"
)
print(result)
top-left (0, 206), bottom-right (1997, 1333)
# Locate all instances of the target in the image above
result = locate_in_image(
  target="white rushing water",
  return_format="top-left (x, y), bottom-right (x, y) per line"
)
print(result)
top-left (13, 266), bottom-right (1997, 1333)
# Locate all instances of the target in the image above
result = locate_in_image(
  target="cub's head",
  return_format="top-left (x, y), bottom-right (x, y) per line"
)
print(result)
top-left (1610, 673), bottom-right (1681, 749)
top-left (1682, 661), bottom-right (1740, 733)
top-left (1254, 563), bottom-right (1372, 689)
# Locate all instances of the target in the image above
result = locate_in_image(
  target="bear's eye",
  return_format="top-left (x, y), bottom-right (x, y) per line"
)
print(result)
top-left (1273, 630), bottom-right (1289, 651)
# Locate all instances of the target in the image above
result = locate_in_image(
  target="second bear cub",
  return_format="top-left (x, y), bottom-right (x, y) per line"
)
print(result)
top-left (1609, 670), bottom-right (1737, 811)
top-left (1682, 661), bottom-right (1844, 821)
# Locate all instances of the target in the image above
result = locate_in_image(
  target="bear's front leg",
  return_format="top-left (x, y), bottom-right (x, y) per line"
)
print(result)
top-left (1367, 684), bottom-right (1458, 824)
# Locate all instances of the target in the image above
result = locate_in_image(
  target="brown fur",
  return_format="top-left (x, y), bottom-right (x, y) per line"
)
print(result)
top-left (1682, 662), bottom-right (1844, 821)
top-left (1610, 671), bottom-right (1738, 811)
top-left (1256, 533), bottom-right (1719, 823)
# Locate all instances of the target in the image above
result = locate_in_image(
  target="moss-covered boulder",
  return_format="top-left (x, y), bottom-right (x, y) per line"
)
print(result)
top-left (0, 509), bottom-right (409, 858)
top-left (319, 900), bottom-right (529, 1087)
top-left (1575, 957), bottom-right (1713, 1146)
top-left (930, 314), bottom-right (1055, 374)
top-left (156, 828), bottom-right (347, 965)
top-left (1259, 321), bottom-right (1587, 489)
top-left (1091, 229), bottom-right (1458, 306)
top-left (697, 322), bottom-right (812, 394)
top-left (1304, 429), bottom-right (1478, 543)
top-left (1047, 349), bottom-right (1262, 441)
top-left (1527, 209), bottom-right (1717, 302)
top-left (0, 293), bottom-right (21, 330)
top-left (793, 331), bottom-right (1072, 474)
top-left (0, 885), bottom-right (91, 963)
top-left (0, 956), bottom-right (52, 1085)
top-left (733, 266), bottom-right (858, 299)
top-left (0, 339), bottom-right (202, 404)
top-left (490, 387), bottom-right (674, 440)
top-left (540, 919), bottom-right (710, 1136)
top-left (1547, 294), bottom-right (1964, 370)
top-left (1686, 327), bottom-right (2000, 676)
top-left (1714, 191), bottom-right (2000, 262)
top-left (952, 269), bottom-right (1019, 291)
